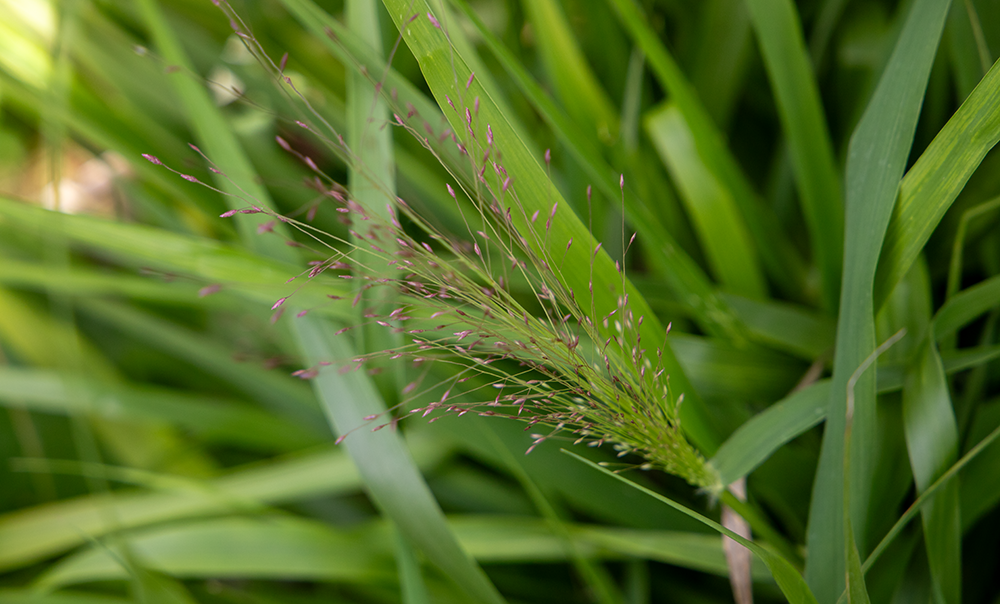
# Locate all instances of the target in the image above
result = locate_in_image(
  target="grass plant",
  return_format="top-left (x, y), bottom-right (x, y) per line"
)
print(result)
top-left (1, 0), bottom-right (1000, 603)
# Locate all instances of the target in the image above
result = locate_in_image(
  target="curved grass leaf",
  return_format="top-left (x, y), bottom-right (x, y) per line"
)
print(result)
top-left (134, 0), bottom-right (296, 262)
top-left (35, 514), bottom-right (777, 589)
top-left (521, 0), bottom-right (619, 143)
top-left (0, 367), bottom-right (322, 452)
top-left (933, 273), bottom-right (1000, 340)
top-left (646, 103), bottom-right (767, 300)
top-left (0, 436), bottom-right (449, 572)
top-left (711, 380), bottom-right (830, 485)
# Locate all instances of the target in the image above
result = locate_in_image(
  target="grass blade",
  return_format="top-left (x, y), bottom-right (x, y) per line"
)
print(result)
top-left (745, 0), bottom-right (844, 311)
top-left (711, 380), bottom-right (830, 485)
top-left (902, 338), bottom-right (962, 604)
top-left (646, 103), bottom-right (767, 299)
top-left (805, 1), bottom-right (950, 600)
top-left (450, 0), bottom-right (749, 341)
top-left (875, 57), bottom-right (1000, 308)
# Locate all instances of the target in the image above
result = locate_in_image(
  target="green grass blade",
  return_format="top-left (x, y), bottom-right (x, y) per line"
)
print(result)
top-left (844, 517), bottom-right (871, 604)
top-left (449, 0), bottom-right (748, 341)
top-left (902, 338), bottom-right (962, 604)
top-left (933, 273), bottom-right (1000, 340)
top-left (720, 294), bottom-right (836, 359)
top-left (77, 300), bottom-right (323, 427)
top-left (875, 57), bottom-right (1000, 309)
top-left (646, 103), bottom-right (767, 299)
top-left (565, 451), bottom-right (819, 604)
top-left (745, 0), bottom-right (844, 311)
top-left (805, 1), bottom-right (950, 600)
top-left (380, 0), bottom-right (720, 454)
top-left (292, 316), bottom-right (506, 604)
top-left (711, 380), bottom-right (830, 485)
top-left (605, 0), bottom-right (809, 300)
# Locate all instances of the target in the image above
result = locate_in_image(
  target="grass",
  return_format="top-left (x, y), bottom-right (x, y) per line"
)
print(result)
top-left (0, 0), bottom-right (999, 603)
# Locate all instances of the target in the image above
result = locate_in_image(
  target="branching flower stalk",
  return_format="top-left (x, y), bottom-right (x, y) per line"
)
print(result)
top-left (147, 3), bottom-right (722, 492)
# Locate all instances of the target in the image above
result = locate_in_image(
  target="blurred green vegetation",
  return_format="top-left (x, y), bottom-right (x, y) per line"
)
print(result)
top-left (0, 0), bottom-right (998, 603)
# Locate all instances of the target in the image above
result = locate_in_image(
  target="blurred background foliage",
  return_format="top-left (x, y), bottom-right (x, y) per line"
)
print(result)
top-left (0, 0), bottom-right (998, 603)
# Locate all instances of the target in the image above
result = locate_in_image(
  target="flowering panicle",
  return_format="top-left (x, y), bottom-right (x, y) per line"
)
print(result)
top-left (152, 2), bottom-right (721, 490)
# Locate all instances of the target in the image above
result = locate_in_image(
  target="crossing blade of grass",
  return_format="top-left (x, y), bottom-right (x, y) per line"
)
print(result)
top-left (875, 57), bottom-right (1000, 309)
top-left (34, 513), bottom-right (777, 587)
top-left (745, 0), bottom-right (844, 312)
top-left (292, 316), bottom-right (507, 604)
top-left (345, 0), bottom-right (431, 598)
top-left (646, 103), bottom-right (767, 300)
top-left (711, 380), bottom-right (830, 485)
top-left (565, 451), bottom-right (819, 604)
top-left (605, 0), bottom-right (809, 301)
top-left (844, 517), bottom-right (871, 603)
top-left (688, 0), bottom-right (752, 128)
top-left (902, 338), bottom-right (961, 604)
top-left (719, 294), bottom-right (836, 359)
top-left (380, 0), bottom-right (720, 454)
top-left (450, 0), bottom-right (749, 341)
top-left (804, 1), bottom-right (950, 600)
top-left (946, 195), bottom-right (1000, 302)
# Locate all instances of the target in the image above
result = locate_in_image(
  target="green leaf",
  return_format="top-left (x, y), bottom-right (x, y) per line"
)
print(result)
top-left (933, 273), bottom-right (1000, 340)
top-left (875, 56), bottom-right (1000, 308)
top-left (645, 103), bottom-right (767, 300)
top-left (745, 0), bottom-right (844, 311)
top-left (805, 2), bottom-right (950, 601)
top-left (711, 380), bottom-right (830, 485)
top-left (0, 367), bottom-right (323, 452)
top-left (844, 517), bottom-right (871, 604)
top-left (521, 0), bottom-right (619, 143)
top-left (901, 338), bottom-right (962, 604)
